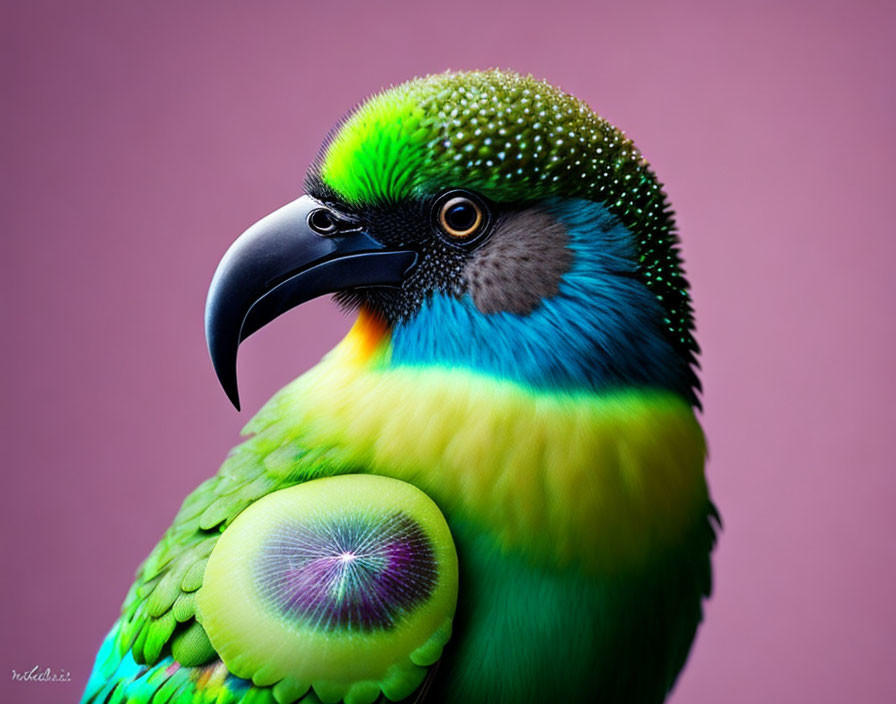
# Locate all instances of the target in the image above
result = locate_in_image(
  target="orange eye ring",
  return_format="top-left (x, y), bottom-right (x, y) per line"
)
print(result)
top-left (438, 196), bottom-right (484, 239)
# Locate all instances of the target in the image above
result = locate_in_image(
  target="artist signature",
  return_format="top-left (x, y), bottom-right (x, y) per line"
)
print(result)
top-left (10, 666), bottom-right (72, 683)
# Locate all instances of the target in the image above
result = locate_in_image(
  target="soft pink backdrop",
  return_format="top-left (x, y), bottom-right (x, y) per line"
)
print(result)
top-left (3, 1), bottom-right (894, 702)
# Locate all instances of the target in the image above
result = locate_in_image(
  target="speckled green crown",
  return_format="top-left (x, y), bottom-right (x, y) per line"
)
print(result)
top-left (311, 70), bottom-right (697, 357)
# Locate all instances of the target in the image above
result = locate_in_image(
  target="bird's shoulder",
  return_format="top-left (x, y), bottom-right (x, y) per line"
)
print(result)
top-left (110, 434), bottom-right (308, 668)
top-left (85, 408), bottom-right (455, 704)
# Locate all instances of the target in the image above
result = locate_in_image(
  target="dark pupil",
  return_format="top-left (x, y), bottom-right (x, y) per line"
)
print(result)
top-left (445, 202), bottom-right (477, 232)
top-left (309, 209), bottom-right (337, 233)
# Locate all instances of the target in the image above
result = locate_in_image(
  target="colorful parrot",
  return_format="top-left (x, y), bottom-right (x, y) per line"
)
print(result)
top-left (82, 70), bottom-right (718, 704)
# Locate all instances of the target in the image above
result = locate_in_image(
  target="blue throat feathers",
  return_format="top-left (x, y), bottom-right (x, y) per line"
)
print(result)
top-left (388, 198), bottom-right (699, 405)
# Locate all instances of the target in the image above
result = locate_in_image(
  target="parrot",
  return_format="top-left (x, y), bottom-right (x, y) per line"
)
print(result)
top-left (82, 69), bottom-right (719, 704)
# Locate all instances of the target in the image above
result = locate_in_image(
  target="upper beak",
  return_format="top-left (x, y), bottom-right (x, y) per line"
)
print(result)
top-left (204, 195), bottom-right (417, 410)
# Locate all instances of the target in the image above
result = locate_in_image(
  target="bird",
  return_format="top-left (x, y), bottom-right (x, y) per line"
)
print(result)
top-left (82, 69), bottom-right (719, 704)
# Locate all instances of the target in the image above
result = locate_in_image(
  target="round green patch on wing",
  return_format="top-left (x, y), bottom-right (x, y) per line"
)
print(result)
top-left (196, 474), bottom-right (458, 704)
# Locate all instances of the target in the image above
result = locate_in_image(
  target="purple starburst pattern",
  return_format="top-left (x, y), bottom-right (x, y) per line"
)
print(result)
top-left (254, 511), bottom-right (438, 632)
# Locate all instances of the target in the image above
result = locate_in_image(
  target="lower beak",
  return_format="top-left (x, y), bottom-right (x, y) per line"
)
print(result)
top-left (204, 195), bottom-right (417, 410)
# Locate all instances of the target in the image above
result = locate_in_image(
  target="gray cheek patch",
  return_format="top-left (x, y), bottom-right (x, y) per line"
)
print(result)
top-left (465, 209), bottom-right (574, 315)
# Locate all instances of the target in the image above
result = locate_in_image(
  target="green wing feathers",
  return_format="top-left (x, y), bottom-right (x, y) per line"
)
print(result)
top-left (110, 400), bottom-right (343, 668)
top-left (118, 456), bottom-right (279, 668)
top-left (84, 416), bottom-right (459, 704)
top-left (84, 423), bottom-right (329, 703)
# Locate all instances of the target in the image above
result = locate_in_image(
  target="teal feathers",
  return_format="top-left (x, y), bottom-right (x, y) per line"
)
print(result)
top-left (390, 198), bottom-right (699, 405)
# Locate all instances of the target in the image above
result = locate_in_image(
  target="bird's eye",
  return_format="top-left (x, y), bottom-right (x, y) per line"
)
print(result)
top-left (433, 190), bottom-right (490, 245)
top-left (440, 198), bottom-right (481, 236)
top-left (307, 208), bottom-right (340, 235)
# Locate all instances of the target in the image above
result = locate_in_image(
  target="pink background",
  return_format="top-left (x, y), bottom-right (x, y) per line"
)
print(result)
top-left (3, 1), bottom-right (894, 702)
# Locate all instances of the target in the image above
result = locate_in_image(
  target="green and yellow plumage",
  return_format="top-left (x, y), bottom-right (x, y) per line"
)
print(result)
top-left (83, 69), bottom-right (718, 704)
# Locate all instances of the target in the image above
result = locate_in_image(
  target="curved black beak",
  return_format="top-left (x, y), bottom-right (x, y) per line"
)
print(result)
top-left (205, 195), bottom-right (417, 410)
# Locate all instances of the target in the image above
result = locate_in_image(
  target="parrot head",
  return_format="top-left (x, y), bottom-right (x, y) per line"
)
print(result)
top-left (205, 70), bottom-right (699, 410)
